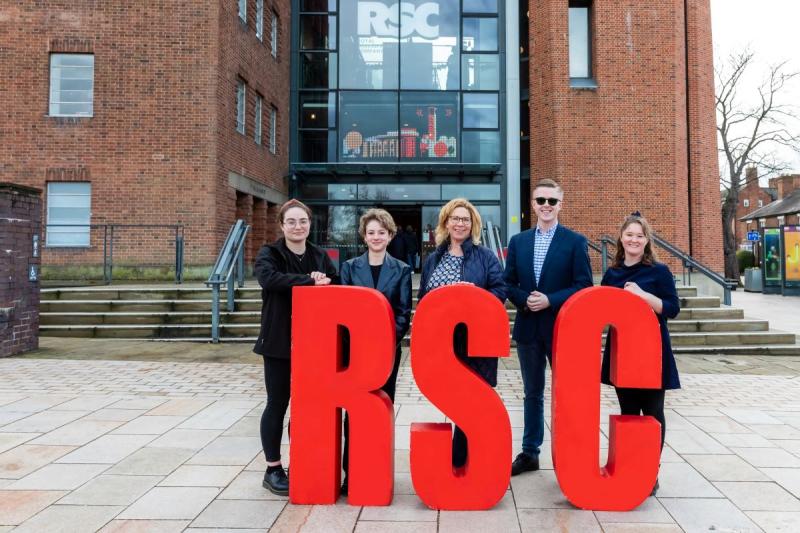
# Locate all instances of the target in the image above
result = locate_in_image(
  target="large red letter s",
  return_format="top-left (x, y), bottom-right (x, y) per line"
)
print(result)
top-left (551, 286), bottom-right (662, 511)
top-left (290, 286), bottom-right (396, 505)
top-left (410, 285), bottom-right (511, 510)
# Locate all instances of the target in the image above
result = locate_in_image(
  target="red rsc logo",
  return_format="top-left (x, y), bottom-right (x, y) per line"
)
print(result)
top-left (289, 285), bottom-right (662, 511)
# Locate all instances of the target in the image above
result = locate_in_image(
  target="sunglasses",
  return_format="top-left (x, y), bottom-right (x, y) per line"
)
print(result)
top-left (535, 197), bottom-right (560, 206)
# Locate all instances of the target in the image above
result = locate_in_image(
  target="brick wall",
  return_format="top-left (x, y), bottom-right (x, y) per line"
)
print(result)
top-left (529, 0), bottom-right (723, 272)
top-left (736, 168), bottom-right (775, 243)
top-left (1, 184), bottom-right (42, 357)
top-left (1, 1), bottom-right (290, 274)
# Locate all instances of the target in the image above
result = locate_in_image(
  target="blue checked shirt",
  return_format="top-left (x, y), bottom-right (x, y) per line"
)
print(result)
top-left (533, 224), bottom-right (558, 284)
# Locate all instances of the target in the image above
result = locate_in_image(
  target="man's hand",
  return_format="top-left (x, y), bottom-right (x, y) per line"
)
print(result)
top-left (526, 291), bottom-right (550, 312)
top-left (314, 276), bottom-right (332, 286)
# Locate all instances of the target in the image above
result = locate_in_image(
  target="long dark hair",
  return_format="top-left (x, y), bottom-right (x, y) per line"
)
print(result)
top-left (611, 213), bottom-right (658, 268)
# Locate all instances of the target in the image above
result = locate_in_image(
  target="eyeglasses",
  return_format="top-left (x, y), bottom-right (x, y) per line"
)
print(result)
top-left (534, 197), bottom-right (560, 206)
top-left (283, 218), bottom-right (310, 227)
top-left (448, 216), bottom-right (472, 225)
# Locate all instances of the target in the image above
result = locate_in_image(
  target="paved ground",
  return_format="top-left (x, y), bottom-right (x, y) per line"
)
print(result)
top-left (3, 348), bottom-right (800, 532)
top-left (3, 288), bottom-right (798, 531)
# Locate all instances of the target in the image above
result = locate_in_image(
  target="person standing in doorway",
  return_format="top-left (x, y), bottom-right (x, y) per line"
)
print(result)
top-left (504, 179), bottom-right (593, 476)
top-left (253, 199), bottom-right (339, 495)
top-left (404, 225), bottom-right (419, 272)
top-left (387, 225), bottom-right (408, 262)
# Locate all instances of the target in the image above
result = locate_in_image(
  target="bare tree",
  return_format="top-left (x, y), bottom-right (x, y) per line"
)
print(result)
top-left (716, 50), bottom-right (800, 280)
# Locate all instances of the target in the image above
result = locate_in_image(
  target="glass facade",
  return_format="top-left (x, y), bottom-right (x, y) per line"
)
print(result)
top-left (295, 0), bottom-right (503, 165)
top-left (293, 0), bottom-right (506, 261)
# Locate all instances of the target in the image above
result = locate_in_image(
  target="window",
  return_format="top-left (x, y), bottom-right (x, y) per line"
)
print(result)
top-left (463, 92), bottom-right (498, 128)
top-left (254, 95), bottom-right (263, 144)
top-left (340, 0), bottom-right (399, 90)
top-left (462, 54), bottom-right (500, 90)
top-left (778, 216), bottom-right (785, 225)
top-left (299, 92), bottom-right (336, 128)
top-left (399, 92), bottom-right (459, 160)
top-left (269, 106), bottom-right (277, 153)
top-left (49, 54), bottom-right (94, 117)
top-left (401, 0), bottom-right (460, 90)
top-left (300, 14), bottom-right (336, 50)
top-left (461, 131), bottom-right (500, 163)
top-left (743, 199), bottom-right (750, 208)
top-left (568, 0), bottom-right (593, 84)
top-left (339, 92), bottom-right (399, 161)
top-left (300, 52), bottom-right (337, 88)
top-left (46, 182), bottom-right (91, 247)
top-left (239, 0), bottom-right (247, 22)
top-left (759, 199), bottom-right (764, 207)
top-left (236, 80), bottom-right (246, 134)
top-left (463, 17), bottom-right (498, 52)
top-left (256, 0), bottom-right (264, 40)
top-left (270, 11), bottom-right (279, 57)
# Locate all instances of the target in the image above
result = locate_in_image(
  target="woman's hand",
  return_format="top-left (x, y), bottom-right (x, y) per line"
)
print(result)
top-left (309, 271), bottom-right (327, 282)
top-left (314, 276), bottom-right (332, 286)
top-left (624, 281), bottom-right (645, 297)
top-left (624, 281), bottom-right (663, 314)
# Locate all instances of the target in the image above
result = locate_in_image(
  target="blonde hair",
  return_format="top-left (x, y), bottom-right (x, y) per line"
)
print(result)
top-left (435, 198), bottom-right (482, 246)
top-left (358, 208), bottom-right (397, 239)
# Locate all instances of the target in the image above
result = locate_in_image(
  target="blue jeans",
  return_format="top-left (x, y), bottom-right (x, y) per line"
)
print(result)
top-left (517, 341), bottom-right (551, 457)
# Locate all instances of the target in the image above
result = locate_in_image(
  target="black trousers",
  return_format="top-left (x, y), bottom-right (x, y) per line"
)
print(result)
top-left (260, 356), bottom-right (291, 463)
top-left (615, 387), bottom-right (666, 449)
top-left (342, 343), bottom-right (403, 474)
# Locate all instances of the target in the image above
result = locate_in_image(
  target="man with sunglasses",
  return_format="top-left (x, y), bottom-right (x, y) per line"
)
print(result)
top-left (504, 179), bottom-right (593, 476)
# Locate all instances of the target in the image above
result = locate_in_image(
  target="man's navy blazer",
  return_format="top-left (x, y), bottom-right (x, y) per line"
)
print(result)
top-left (503, 225), bottom-right (593, 347)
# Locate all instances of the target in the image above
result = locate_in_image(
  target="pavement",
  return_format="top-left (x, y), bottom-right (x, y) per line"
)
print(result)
top-left (1, 289), bottom-right (799, 532)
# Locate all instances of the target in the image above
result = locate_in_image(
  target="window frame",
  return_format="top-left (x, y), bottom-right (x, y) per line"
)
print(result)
top-left (239, 0), bottom-right (247, 23)
top-left (568, 0), bottom-right (596, 88)
top-left (49, 53), bottom-right (95, 118)
top-left (256, 0), bottom-right (264, 40)
top-left (46, 182), bottom-right (92, 248)
top-left (255, 94), bottom-right (263, 144)
top-left (270, 10), bottom-right (279, 57)
top-left (236, 79), bottom-right (246, 134)
top-left (269, 105), bottom-right (278, 154)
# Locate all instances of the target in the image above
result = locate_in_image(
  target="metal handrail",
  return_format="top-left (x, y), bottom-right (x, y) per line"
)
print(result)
top-left (44, 223), bottom-right (184, 284)
top-left (599, 234), bottom-right (734, 306)
top-left (588, 239), bottom-right (613, 273)
top-left (482, 220), bottom-right (505, 268)
top-left (206, 220), bottom-right (250, 342)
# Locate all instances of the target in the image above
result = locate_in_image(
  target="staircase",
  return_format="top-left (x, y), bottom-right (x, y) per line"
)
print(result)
top-left (39, 283), bottom-right (800, 355)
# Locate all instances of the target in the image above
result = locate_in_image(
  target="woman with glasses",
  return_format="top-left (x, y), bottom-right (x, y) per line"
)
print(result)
top-left (254, 199), bottom-right (339, 496)
top-left (601, 212), bottom-right (680, 496)
top-left (338, 208), bottom-right (412, 495)
top-left (417, 198), bottom-right (507, 468)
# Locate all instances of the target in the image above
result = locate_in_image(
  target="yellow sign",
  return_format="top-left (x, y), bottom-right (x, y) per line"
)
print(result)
top-left (786, 227), bottom-right (800, 282)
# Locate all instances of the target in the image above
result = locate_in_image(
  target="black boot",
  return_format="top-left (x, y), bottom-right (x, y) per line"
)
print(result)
top-left (263, 466), bottom-right (289, 496)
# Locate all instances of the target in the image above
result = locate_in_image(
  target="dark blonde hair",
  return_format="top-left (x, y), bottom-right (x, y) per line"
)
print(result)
top-left (533, 178), bottom-right (563, 195)
top-left (278, 199), bottom-right (312, 223)
top-left (612, 213), bottom-right (658, 268)
top-left (435, 198), bottom-right (482, 246)
top-left (358, 208), bottom-right (397, 239)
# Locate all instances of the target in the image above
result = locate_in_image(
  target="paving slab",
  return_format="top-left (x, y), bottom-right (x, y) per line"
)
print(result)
top-left (659, 497), bottom-right (761, 532)
top-left (714, 481), bottom-right (800, 511)
top-left (30, 419), bottom-right (123, 446)
top-left (270, 502), bottom-right (360, 533)
top-left (683, 453), bottom-right (770, 481)
top-left (0, 490), bottom-right (66, 526)
top-left (56, 434), bottom-right (155, 464)
top-left (118, 486), bottom-right (220, 520)
top-left (746, 511), bottom-right (800, 532)
top-left (160, 465), bottom-right (243, 487)
top-left (60, 474), bottom-right (162, 506)
top-left (0, 444), bottom-right (75, 479)
top-left (8, 462), bottom-right (108, 490)
top-left (438, 491), bottom-right (519, 533)
top-left (13, 504), bottom-right (123, 533)
top-left (358, 494), bottom-right (438, 522)
top-left (98, 520), bottom-right (190, 533)
top-left (517, 509), bottom-right (601, 532)
top-left (190, 499), bottom-right (285, 529)
top-left (107, 447), bottom-right (194, 476)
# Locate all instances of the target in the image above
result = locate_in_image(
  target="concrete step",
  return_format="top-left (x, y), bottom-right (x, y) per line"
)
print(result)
top-left (40, 299), bottom-right (263, 313)
top-left (680, 296), bottom-right (721, 308)
top-left (667, 319), bottom-right (769, 333)
top-left (668, 331), bottom-right (797, 346)
top-left (676, 307), bottom-right (744, 320)
top-left (39, 311), bottom-right (261, 326)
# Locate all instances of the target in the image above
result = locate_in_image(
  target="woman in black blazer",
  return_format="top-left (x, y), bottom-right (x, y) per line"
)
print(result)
top-left (339, 208), bottom-right (412, 495)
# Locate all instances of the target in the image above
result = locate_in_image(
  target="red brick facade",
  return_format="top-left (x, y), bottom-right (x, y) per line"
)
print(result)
top-left (1, 184), bottom-right (42, 357)
top-left (529, 0), bottom-right (723, 271)
top-left (3, 0), bottom-right (723, 276)
top-left (1, 1), bottom-right (289, 273)
top-left (736, 172), bottom-right (800, 243)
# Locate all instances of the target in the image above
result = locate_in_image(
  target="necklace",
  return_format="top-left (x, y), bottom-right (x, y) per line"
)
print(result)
top-left (293, 250), bottom-right (306, 263)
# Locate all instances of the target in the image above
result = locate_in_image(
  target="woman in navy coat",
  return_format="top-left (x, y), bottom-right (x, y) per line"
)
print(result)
top-left (339, 208), bottom-right (412, 495)
top-left (418, 198), bottom-right (506, 468)
top-left (601, 212), bottom-right (680, 495)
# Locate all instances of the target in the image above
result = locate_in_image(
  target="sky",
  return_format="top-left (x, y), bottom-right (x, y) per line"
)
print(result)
top-left (710, 0), bottom-right (800, 176)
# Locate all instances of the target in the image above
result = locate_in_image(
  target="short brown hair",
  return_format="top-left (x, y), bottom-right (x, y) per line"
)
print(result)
top-left (435, 198), bottom-right (482, 246)
top-left (358, 208), bottom-right (397, 239)
top-left (612, 213), bottom-right (659, 268)
top-left (533, 178), bottom-right (562, 194)
top-left (278, 199), bottom-right (312, 223)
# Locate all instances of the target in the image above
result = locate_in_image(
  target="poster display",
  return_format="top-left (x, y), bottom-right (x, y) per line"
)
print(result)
top-left (763, 228), bottom-right (782, 284)
top-left (784, 226), bottom-right (800, 284)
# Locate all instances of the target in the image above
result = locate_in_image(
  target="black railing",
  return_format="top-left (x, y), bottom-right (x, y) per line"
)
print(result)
top-left (599, 234), bottom-right (734, 306)
top-left (44, 224), bottom-right (184, 284)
